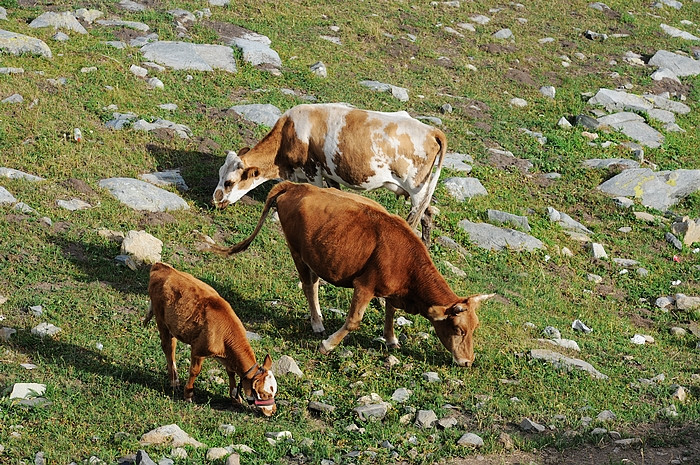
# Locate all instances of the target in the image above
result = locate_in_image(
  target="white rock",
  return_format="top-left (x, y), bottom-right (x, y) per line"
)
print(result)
top-left (121, 230), bottom-right (163, 265)
top-left (510, 97), bottom-right (528, 107)
top-left (31, 322), bottom-right (61, 338)
top-left (457, 432), bottom-right (484, 447)
top-left (130, 65), bottom-right (148, 77)
top-left (590, 243), bottom-right (608, 259)
top-left (272, 355), bottom-right (303, 377)
top-left (10, 383), bottom-right (46, 399)
top-left (140, 424), bottom-right (206, 448)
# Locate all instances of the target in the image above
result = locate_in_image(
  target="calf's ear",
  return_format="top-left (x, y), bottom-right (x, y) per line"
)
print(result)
top-left (426, 305), bottom-right (449, 321)
top-left (262, 354), bottom-right (273, 370)
top-left (238, 147), bottom-right (251, 157)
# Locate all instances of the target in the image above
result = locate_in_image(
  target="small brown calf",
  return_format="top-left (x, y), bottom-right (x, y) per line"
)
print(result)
top-left (145, 262), bottom-right (277, 416)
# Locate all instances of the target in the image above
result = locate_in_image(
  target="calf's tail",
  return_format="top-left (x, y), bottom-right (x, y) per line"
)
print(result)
top-left (408, 131), bottom-right (447, 229)
top-left (209, 181), bottom-right (292, 257)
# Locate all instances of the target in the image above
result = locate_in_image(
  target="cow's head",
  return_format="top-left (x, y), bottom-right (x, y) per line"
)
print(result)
top-left (239, 354), bottom-right (277, 416)
top-left (212, 149), bottom-right (266, 208)
top-left (427, 294), bottom-right (495, 367)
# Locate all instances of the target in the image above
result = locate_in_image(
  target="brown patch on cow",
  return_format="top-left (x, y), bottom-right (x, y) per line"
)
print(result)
top-left (505, 69), bottom-right (538, 87)
top-left (334, 110), bottom-right (377, 185)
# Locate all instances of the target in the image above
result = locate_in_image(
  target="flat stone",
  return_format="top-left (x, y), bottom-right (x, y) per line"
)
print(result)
top-left (96, 19), bottom-right (149, 31)
top-left (660, 23), bottom-right (700, 41)
top-left (75, 8), bottom-right (103, 24)
top-left (141, 41), bottom-right (236, 73)
top-left (530, 348), bottom-right (608, 379)
top-left (353, 403), bottom-right (389, 421)
top-left (597, 112), bottom-right (663, 148)
top-left (589, 89), bottom-right (653, 112)
top-left (436, 236), bottom-right (471, 257)
top-left (547, 207), bottom-right (592, 234)
top-left (106, 112), bottom-right (138, 130)
top-left (443, 177), bottom-right (487, 201)
top-left (649, 50), bottom-right (700, 77)
top-left (597, 410), bottom-right (616, 422)
top-left (540, 86), bottom-right (556, 99)
top-left (391, 388), bottom-right (412, 403)
top-left (672, 218), bottom-right (700, 246)
top-left (0, 186), bottom-right (17, 203)
top-left (458, 220), bottom-right (544, 252)
top-left (29, 11), bottom-right (87, 34)
top-left (539, 338), bottom-right (581, 352)
top-left (493, 28), bottom-right (513, 39)
top-left (487, 209), bottom-right (530, 231)
top-left (615, 438), bottom-right (642, 447)
top-left (139, 170), bottom-right (188, 192)
top-left (423, 371), bottom-right (441, 382)
top-left (520, 418), bottom-right (546, 433)
top-left (31, 322), bottom-right (61, 337)
top-left (308, 401), bottom-right (336, 413)
top-left (99, 178), bottom-right (189, 212)
top-left (457, 432), bottom-right (484, 447)
top-left (10, 383), bottom-right (46, 399)
top-left (2, 93), bottom-right (23, 104)
top-left (415, 409), bottom-right (438, 428)
top-left (135, 450), bottom-right (157, 465)
top-left (666, 232), bottom-right (683, 250)
top-left (0, 30), bottom-right (52, 58)
top-left (272, 355), bottom-right (303, 377)
top-left (443, 152), bottom-right (473, 173)
top-left (121, 230), bottom-right (163, 265)
top-left (597, 168), bottom-right (700, 211)
top-left (359, 80), bottom-right (409, 101)
top-left (676, 294), bottom-right (700, 310)
top-left (120, 0), bottom-right (147, 11)
top-left (140, 424), bottom-right (205, 448)
top-left (229, 37), bottom-right (281, 68)
top-left (57, 198), bottom-right (92, 211)
top-left (581, 158), bottom-right (639, 170)
top-left (590, 243), bottom-right (608, 259)
top-left (230, 104), bottom-right (282, 127)
top-left (132, 118), bottom-right (191, 139)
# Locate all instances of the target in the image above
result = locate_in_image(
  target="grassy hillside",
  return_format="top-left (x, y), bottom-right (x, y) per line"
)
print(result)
top-left (0, 0), bottom-right (698, 464)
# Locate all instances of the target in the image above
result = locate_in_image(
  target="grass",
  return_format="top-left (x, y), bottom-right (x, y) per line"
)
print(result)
top-left (1, 0), bottom-right (699, 464)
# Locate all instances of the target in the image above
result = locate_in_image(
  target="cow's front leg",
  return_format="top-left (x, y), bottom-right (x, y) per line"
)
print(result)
top-left (320, 286), bottom-right (374, 354)
top-left (184, 355), bottom-right (204, 402)
top-left (384, 301), bottom-right (400, 349)
top-left (227, 369), bottom-right (240, 403)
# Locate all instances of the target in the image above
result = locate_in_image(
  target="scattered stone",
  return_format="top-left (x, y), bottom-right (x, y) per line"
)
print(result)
top-left (28, 305), bottom-right (43, 316)
top-left (308, 401), bottom-right (336, 413)
top-left (666, 232), bottom-right (683, 250)
top-left (135, 450), bottom-right (157, 465)
top-left (510, 97), bottom-right (528, 107)
top-left (30, 11), bottom-right (87, 34)
top-left (130, 65), bottom-right (148, 77)
top-left (597, 410), bottom-right (616, 422)
top-left (272, 355), bottom-right (303, 377)
top-left (493, 28), bottom-right (513, 40)
top-left (487, 209), bottom-right (531, 231)
top-left (575, 114), bottom-right (600, 130)
top-left (597, 112), bottom-right (663, 148)
top-left (139, 424), bottom-right (206, 448)
top-left (443, 152), bottom-right (473, 173)
top-left (588, 273), bottom-right (603, 284)
top-left (436, 236), bottom-right (471, 257)
top-left (671, 385), bottom-right (688, 403)
top-left (572, 319), bottom-right (592, 333)
top-left (547, 207), bottom-right (592, 234)
top-left (457, 432), bottom-right (484, 447)
top-left (443, 177), bottom-right (487, 201)
top-left (141, 41), bottom-right (237, 72)
top-left (391, 388), bottom-right (412, 403)
top-left (540, 86), bottom-right (556, 99)
top-left (310, 61), bottom-right (327, 78)
top-left (53, 32), bottom-right (70, 42)
top-left (458, 220), bottom-right (544, 252)
top-left (539, 338), bottom-right (581, 352)
top-left (96, 19), bottom-right (149, 31)
top-left (99, 178), bottom-right (189, 212)
top-left (423, 372), bottom-right (441, 383)
top-left (584, 30), bottom-right (607, 41)
top-left (0, 327), bottom-right (16, 342)
top-left (670, 327), bottom-right (686, 337)
top-left (676, 294), bottom-right (700, 310)
top-left (230, 104), bottom-right (282, 127)
top-left (591, 427), bottom-right (608, 435)
top-left (359, 80), bottom-right (409, 102)
top-left (660, 23), bottom-right (700, 41)
top-left (10, 383), bottom-right (46, 399)
top-left (614, 437), bottom-right (642, 447)
top-left (0, 30), bottom-right (52, 58)
top-left (0, 187), bottom-right (17, 204)
top-left (75, 8), bottom-right (103, 24)
top-left (649, 50), bottom-right (700, 77)
top-left (57, 198), bottom-right (92, 211)
top-left (31, 322), bottom-right (61, 338)
top-left (139, 170), bottom-right (188, 192)
top-left (543, 326), bottom-right (561, 339)
top-left (530, 348), bottom-right (607, 379)
top-left (438, 417), bottom-right (459, 429)
top-left (133, 119), bottom-right (191, 139)
top-left (415, 410), bottom-right (438, 428)
top-left (444, 261), bottom-right (466, 277)
top-left (582, 158), bottom-right (639, 171)
top-left (520, 418), bottom-right (546, 433)
top-left (120, 230), bottom-right (163, 266)
top-left (599, 169), bottom-right (700, 211)
top-left (2, 93), bottom-right (23, 104)
top-left (558, 117), bottom-right (572, 128)
top-left (353, 403), bottom-right (390, 421)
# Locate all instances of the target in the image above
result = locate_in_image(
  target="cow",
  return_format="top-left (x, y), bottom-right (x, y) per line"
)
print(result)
top-left (212, 103), bottom-right (447, 243)
top-left (145, 262), bottom-right (277, 416)
top-left (210, 181), bottom-right (495, 367)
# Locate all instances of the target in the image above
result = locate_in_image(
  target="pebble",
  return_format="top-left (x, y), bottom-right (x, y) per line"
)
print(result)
top-left (423, 372), bottom-right (441, 382)
top-left (457, 432), bottom-right (484, 447)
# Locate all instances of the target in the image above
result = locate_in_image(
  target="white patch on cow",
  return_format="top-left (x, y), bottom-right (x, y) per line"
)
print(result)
top-left (262, 371), bottom-right (277, 396)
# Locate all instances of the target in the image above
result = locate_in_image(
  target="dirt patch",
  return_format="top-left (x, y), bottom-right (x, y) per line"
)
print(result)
top-left (52, 221), bottom-right (72, 234)
top-left (202, 20), bottom-right (259, 44)
top-left (111, 28), bottom-right (149, 43)
top-left (60, 178), bottom-right (99, 201)
top-left (505, 69), bottom-right (538, 88)
top-left (385, 37), bottom-right (420, 60)
top-left (486, 149), bottom-right (533, 174)
top-left (650, 78), bottom-right (693, 99)
top-left (138, 212), bottom-right (177, 228)
top-left (481, 43), bottom-right (517, 54)
top-left (194, 136), bottom-right (222, 155)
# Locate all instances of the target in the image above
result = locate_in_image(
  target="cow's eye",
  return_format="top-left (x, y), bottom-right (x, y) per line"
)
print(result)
top-left (224, 180), bottom-right (233, 188)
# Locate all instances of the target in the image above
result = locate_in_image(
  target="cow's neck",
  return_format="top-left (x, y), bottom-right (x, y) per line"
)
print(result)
top-left (408, 255), bottom-right (460, 310)
top-left (242, 122), bottom-right (284, 179)
top-left (220, 333), bottom-right (257, 377)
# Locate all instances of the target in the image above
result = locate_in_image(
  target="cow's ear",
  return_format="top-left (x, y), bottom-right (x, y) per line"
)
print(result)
top-left (262, 354), bottom-right (273, 370)
top-left (238, 147), bottom-right (251, 157)
top-left (445, 303), bottom-right (469, 316)
top-left (426, 305), bottom-right (449, 321)
top-left (241, 167), bottom-right (260, 180)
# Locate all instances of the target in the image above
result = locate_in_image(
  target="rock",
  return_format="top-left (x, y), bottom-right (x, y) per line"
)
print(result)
top-left (597, 410), bottom-right (616, 422)
top-left (0, 67), bottom-right (24, 74)
top-left (597, 112), bottom-right (663, 148)
top-left (415, 410), bottom-right (438, 428)
top-left (310, 61), bottom-right (327, 78)
top-left (423, 372), bottom-right (441, 382)
top-left (499, 431), bottom-right (514, 450)
top-left (74, 8), bottom-right (103, 24)
top-left (589, 88), bottom-right (653, 112)
top-left (139, 170), bottom-right (188, 192)
top-left (0, 327), bottom-right (16, 342)
top-left (649, 50), bottom-right (700, 77)
top-left (133, 119), bottom-right (191, 139)
top-left (135, 450), bottom-right (157, 465)
top-left (2, 93), bottom-right (23, 104)
top-left (590, 243), bottom-right (608, 259)
top-left (0, 30), bottom-right (52, 58)
top-left (443, 152), bottom-right (473, 173)
top-left (436, 236), bottom-right (471, 257)
top-left (613, 197), bottom-right (635, 208)
top-left (588, 273), bottom-right (603, 284)
top-left (229, 33), bottom-right (281, 68)
top-left (558, 117), bottom-right (572, 128)
top-left (130, 64), bottom-right (148, 77)
top-left (520, 417), bottom-right (546, 432)
top-left (0, 7), bottom-right (6, 20)
top-left (10, 383), bottom-right (46, 399)
top-left (591, 427), bottom-right (607, 435)
top-left (581, 158), bottom-right (639, 171)
top-left (438, 417), bottom-right (458, 429)
top-left (31, 322), bottom-right (61, 338)
top-left (510, 97), bottom-right (528, 107)
top-left (353, 403), bottom-right (390, 421)
top-left (458, 220), bottom-right (544, 252)
top-left (141, 41), bottom-right (237, 72)
top-left (359, 80), bottom-right (409, 102)
top-left (547, 207), bottom-right (592, 234)
top-left (539, 338), bottom-right (581, 352)
top-left (666, 232), bottom-right (683, 250)
top-left (391, 388), bottom-right (412, 403)
top-left (139, 424), bottom-right (206, 448)
top-left (219, 424), bottom-right (236, 435)
top-left (543, 326), bottom-right (561, 339)
top-left (0, 186), bottom-right (17, 203)
top-left (230, 104), bottom-right (282, 127)
top-left (120, 0), bottom-right (146, 11)
top-left (654, 0), bottom-right (683, 8)
top-left (444, 261), bottom-right (466, 277)
top-left (670, 327), bottom-right (687, 337)
top-left (99, 178), bottom-right (189, 212)
top-left (225, 454), bottom-right (240, 465)
top-left (598, 169), bottom-right (700, 212)
top-left (96, 19), bottom-right (149, 31)
top-left (660, 24), bottom-right (700, 41)
top-left (457, 432), bottom-right (484, 447)
top-left (572, 319), bottom-right (592, 333)
top-left (530, 348), bottom-right (607, 379)
top-left (671, 385), bottom-right (688, 403)
top-left (57, 198), bottom-right (92, 211)
top-left (443, 177), bottom-right (487, 201)
top-left (615, 437), bottom-right (642, 447)
top-left (651, 68), bottom-right (680, 83)
top-left (487, 209), bottom-right (531, 232)
top-left (672, 217), bottom-right (700, 246)
top-left (540, 86), bottom-right (556, 99)
top-left (29, 12), bottom-right (88, 34)
top-left (676, 294), bottom-right (700, 310)
top-left (205, 447), bottom-right (229, 461)
top-left (53, 32), bottom-right (70, 42)
top-left (105, 112), bottom-right (138, 130)
top-left (272, 355), bottom-right (303, 377)
top-left (121, 230), bottom-right (163, 265)
top-left (584, 30), bottom-right (607, 41)
top-left (493, 28), bottom-right (513, 39)
top-left (308, 401), bottom-right (336, 413)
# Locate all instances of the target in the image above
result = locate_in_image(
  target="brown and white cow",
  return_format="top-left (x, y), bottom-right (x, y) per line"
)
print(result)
top-left (210, 181), bottom-right (494, 367)
top-left (212, 103), bottom-right (447, 240)
top-left (145, 262), bottom-right (277, 416)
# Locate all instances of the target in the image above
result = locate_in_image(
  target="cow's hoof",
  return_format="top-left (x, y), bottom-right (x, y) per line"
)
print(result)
top-left (311, 324), bottom-right (326, 335)
top-left (387, 341), bottom-right (401, 350)
top-left (318, 340), bottom-right (332, 355)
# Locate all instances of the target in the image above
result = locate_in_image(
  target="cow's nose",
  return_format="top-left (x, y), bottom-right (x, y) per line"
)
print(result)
top-left (213, 189), bottom-right (224, 203)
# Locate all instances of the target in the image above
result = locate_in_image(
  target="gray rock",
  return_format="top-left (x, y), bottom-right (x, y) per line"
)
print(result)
top-left (615, 437), bottom-right (642, 447)
top-left (53, 32), bottom-right (70, 42)
top-left (205, 448), bottom-right (229, 461)
top-left (597, 112), bottom-right (663, 148)
top-left (106, 112), bottom-right (138, 130)
top-left (443, 177), bottom-right (487, 201)
top-left (130, 64), bottom-right (148, 77)
top-left (654, 0), bottom-right (683, 8)
top-left (676, 294), bottom-right (700, 310)
top-left (310, 61), bottom-right (327, 78)
top-left (121, 230), bottom-right (163, 265)
top-left (672, 217), bottom-right (700, 246)
top-left (487, 209), bottom-right (531, 232)
top-left (74, 8), bottom-right (103, 24)
top-left (130, 34), bottom-right (159, 47)
top-left (99, 178), bottom-right (189, 212)
top-left (584, 30), bottom-right (607, 41)
top-left (225, 455), bottom-right (240, 465)
top-left (649, 50), bottom-right (700, 77)
top-left (597, 410), bottom-right (616, 422)
top-left (436, 236), bottom-right (471, 257)
top-left (210, 0), bottom-right (231, 5)
top-left (547, 207), bottom-right (592, 234)
top-left (510, 97), bottom-right (528, 107)
top-left (0, 186), bottom-right (17, 204)
top-left (470, 14), bottom-right (490, 24)
top-left (423, 371), bottom-right (441, 382)
top-left (139, 424), bottom-right (206, 448)
top-left (120, 0), bottom-right (147, 11)
top-left (543, 326), bottom-right (561, 339)
top-left (558, 117), bottom-right (572, 128)
top-left (0, 7), bottom-right (6, 20)
top-left (229, 36), bottom-right (281, 68)
top-left (520, 128), bottom-right (547, 145)
top-left (539, 338), bottom-right (581, 352)
top-left (572, 319), bottom-right (592, 333)
top-left (666, 232), bottom-right (683, 250)
top-left (598, 169), bottom-right (700, 211)
top-left (0, 327), bottom-right (17, 342)
top-left (0, 29), bottom-right (52, 58)
top-left (651, 68), bottom-right (680, 83)
top-left (591, 427), bottom-right (608, 435)
top-left (135, 450), bottom-right (157, 465)
top-left (29, 12), bottom-right (87, 34)
top-left (458, 220), bottom-right (544, 252)
top-left (57, 198), bottom-right (91, 211)
top-left (2, 93), bottom-right (23, 104)
top-left (660, 23), bottom-right (699, 41)
top-left (530, 348), bottom-right (608, 379)
top-left (590, 243), bottom-right (608, 259)
top-left (613, 258), bottom-right (640, 267)
top-left (438, 417), bottom-right (459, 429)
top-left (520, 418), bottom-right (546, 433)
top-left (493, 28), bottom-right (513, 39)
top-left (96, 19), bottom-right (149, 31)
top-left (0, 67), bottom-right (24, 74)
top-left (415, 410), bottom-right (438, 428)
top-left (443, 152), bottom-right (473, 173)
top-left (588, 273), bottom-right (603, 284)
top-left (132, 119), bottom-right (191, 139)
top-left (353, 403), bottom-right (389, 421)
top-left (140, 170), bottom-right (188, 192)
top-left (10, 383), bottom-right (46, 399)
top-left (575, 114), bottom-right (600, 130)
top-left (589, 2), bottom-right (611, 11)
top-left (31, 322), bottom-right (62, 338)
top-left (581, 158), bottom-right (639, 171)
top-left (308, 401), bottom-right (336, 413)
top-left (656, 296), bottom-right (675, 308)
top-left (141, 41), bottom-right (237, 73)
top-left (589, 88), bottom-right (653, 113)
top-left (540, 86), bottom-right (556, 99)
top-left (391, 388), bottom-right (412, 403)
top-left (416, 116), bottom-right (442, 126)
top-left (219, 424), bottom-right (236, 435)
top-left (230, 104), bottom-right (282, 127)
top-left (147, 77), bottom-right (164, 89)
top-left (359, 80), bottom-right (409, 102)
top-left (457, 432), bottom-right (484, 447)
top-left (272, 355), bottom-right (303, 377)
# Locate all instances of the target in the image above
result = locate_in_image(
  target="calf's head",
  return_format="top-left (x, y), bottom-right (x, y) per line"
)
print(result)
top-left (212, 149), bottom-right (265, 208)
top-left (427, 294), bottom-right (495, 367)
top-left (238, 354), bottom-right (277, 417)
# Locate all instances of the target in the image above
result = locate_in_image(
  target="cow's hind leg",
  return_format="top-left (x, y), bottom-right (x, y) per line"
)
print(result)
top-left (291, 251), bottom-right (325, 333)
top-left (156, 322), bottom-right (180, 388)
top-left (184, 355), bottom-right (204, 402)
top-left (383, 301), bottom-right (401, 349)
top-left (420, 206), bottom-right (437, 247)
top-left (320, 285), bottom-right (374, 354)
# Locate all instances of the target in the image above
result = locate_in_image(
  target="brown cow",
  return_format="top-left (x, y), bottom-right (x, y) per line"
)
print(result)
top-left (145, 262), bottom-right (277, 416)
top-left (211, 182), bottom-right (494, 367)
top-left (212, 103), bottom-right (447, 243)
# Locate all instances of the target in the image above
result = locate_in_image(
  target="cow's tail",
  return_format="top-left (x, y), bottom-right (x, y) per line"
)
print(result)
top-left (143, 302), bottom-right (154, 327)
top-left (408, 130), bottom-right (447, 229)
top-left (208, 182), bottom-right (291, 257)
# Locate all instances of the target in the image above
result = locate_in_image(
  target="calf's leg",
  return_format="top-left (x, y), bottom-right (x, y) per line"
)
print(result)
top-left (184, 355), bottom-right (204, 402)
top-left (156, 323), bottom-right (180, 387)
top-left (320, 285), bottom-right (374, 354)
top-left (383, 302), bottom-right (400, 348)
top-left (290, 251), bottom-right (325, 333)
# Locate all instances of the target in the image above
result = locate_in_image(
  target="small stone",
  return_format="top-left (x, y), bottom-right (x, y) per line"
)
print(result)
top-left (310, 61), bottom-right (327, 78)
top-left (587, 274), bottom-right (603, 284)
top-left (31, 322), bottom-right (61, 338)
top-left (665, 233), bottom-right (683, 251)
top-left (265, 431), bottom-right (292, 440)
top-left (670, 327), bottom-right (687, 337)
top-left (135, 450), bottom-right (157, 465)
top-left (438, 417), bottom-right (459, 429)
top-left (493, 28), bottom-right (513, 39)
top-left (272, 355), bottom-right (303, 377)
top-left (423, 372), bottom-right (441, 382)
top-left (219, 424), bottom-right (236, 435)
top-left (415, 410), bottom-right (438, 428)
top-left (615, 437), bottom-right (642, 447)
top-left (671, 385), bottom-right (688, 403)
top-left (308, 401), bottom-right (336, 413)
top-left (540, 86), bottom-right (556, 99)
top-left (499, 431), bottom-right (514, 450)
top-left (391, 388), bottom-right (412, 403)
top-left (206, 447), bottom-right (229, 461)
top-left (630, 334), bottom-right (647, 344)
top-left (225, 454), bottom-right (240, 465)
top-left (384, 355), bottom-right (400, 367)
top-left (590, 243), bottom-right (608, 259)
top-left (510, 97), bottom-right (528, 107)
top-left (543, 326), bottom-right (561, 339)
top-left (10, 383), bottom-right (46, 399)
top-left (591, 427), bottom-right (607, 435)
top-left (572, 319), bottom-right (592, 333)
top-left (558, 117), bottom-right (572, 128)
top-left (520, 418), bottom-right (546, 433)
top-left (353, 403), bottom-right (389, 421)
top-left (597, 410), bottom-right (616, 422)
top-left (457, 432), bottom-right (484, 447)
